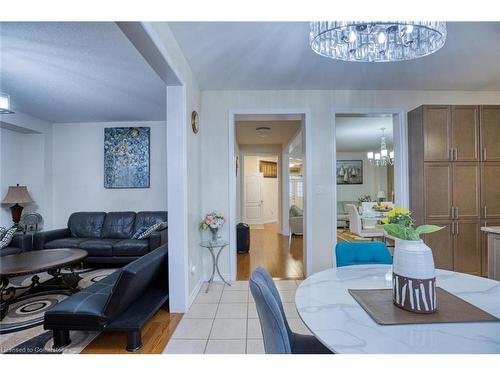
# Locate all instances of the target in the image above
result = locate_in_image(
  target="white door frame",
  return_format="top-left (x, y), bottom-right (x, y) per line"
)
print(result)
top-left (331, 107), bottom-right (409, 257)
top-left (228, 109), bottom-right (313, 281)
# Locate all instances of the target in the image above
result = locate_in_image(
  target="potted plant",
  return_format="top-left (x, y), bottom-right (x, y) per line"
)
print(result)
top-left (200, 212), bottom-right (225, 243)
top-left (383, 208), bottom-right (444, 313)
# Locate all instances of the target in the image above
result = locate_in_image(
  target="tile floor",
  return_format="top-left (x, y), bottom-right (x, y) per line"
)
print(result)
top-left (163, 279), bottom-right (308, 354)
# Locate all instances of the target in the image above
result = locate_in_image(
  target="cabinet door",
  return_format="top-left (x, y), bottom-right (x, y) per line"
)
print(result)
top-left (480, 106), bottom-right (500, 161)
top-left (453, 163), bottom-right (480, 219)
top-left (424, 220), bottom-right (453, 271)
top-left (481, 162), bottom-right (500, 219)
top-left (451, 106), bottom-right (480, 161)
top-left (454, 221), bottom-right (481, 276)
top-left (424, 163), bottom-right (452, 220)
top-left (481, 220), bottom-right (500, 277)
top-left (424, 106), bottom-right (451, 161)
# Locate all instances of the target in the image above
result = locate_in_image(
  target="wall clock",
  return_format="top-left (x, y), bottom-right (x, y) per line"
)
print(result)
top-left (191, 110), bottom-right (199, 134)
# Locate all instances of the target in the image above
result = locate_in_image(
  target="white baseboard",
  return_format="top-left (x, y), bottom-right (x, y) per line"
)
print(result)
top-left (263, 220), bottom-right (278, 224)
top-left (188, 277), bottom-right (204, 308)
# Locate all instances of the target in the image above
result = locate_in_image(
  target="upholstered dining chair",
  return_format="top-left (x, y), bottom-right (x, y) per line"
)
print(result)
top-left (335, 242), bottom-right (393, 267)
top-left (249, 267), bottom-right (333, 354)
top-left (345, 203), bottom-right (384, 240)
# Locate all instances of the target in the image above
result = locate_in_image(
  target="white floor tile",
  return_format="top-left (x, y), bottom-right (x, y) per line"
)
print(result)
top-left (282, 302), bottom-right (299, 318)
top-left (288, 318), bottom-right (311, 335)
top-left (278, 290), bottom-right (296, 303)
top-left (224, 281), bottom-right (249, 290)
top-left (247, 303), bottom-right (258, 318)
top-left (247, 319), bottom-right (263, 339)
top-left (172, 318), bottom-right (213, 339)
top-left (205, 339), bottom-right (246, 354)
top-left (210, 318), bottom-right (247, 339)
top-left (194, 288), bottom-right (223, 304)
top-left (184, 303), bottom-right (218, 319)
top-left (215, 303), bottom-right (248, 319)
top-left (202, 282), bottom-right (224, 291)
top-left (220, 290), bottom-right (248, 303)
top-left (295, 280), bottom-right (304, 286)
top-left (163, 339), bottom-right (207, 354)
top-left (246, 339), bottom-right (265, 354)
top-left (274, 280), bottom-right (298, 291)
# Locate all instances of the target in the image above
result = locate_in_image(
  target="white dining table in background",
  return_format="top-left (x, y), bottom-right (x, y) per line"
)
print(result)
top-left (295, 265), bottom-right (500, 354)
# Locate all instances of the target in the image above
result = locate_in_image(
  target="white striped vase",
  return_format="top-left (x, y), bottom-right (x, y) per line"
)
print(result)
top-left (392, 239), bottom-right (437, 314)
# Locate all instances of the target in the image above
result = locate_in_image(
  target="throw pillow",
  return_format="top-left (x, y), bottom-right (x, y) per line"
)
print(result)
top-left (133, 221), bottom-right (167, 240)
top-left (0, 226), bottom-right (6, 239)
top-left (290, 205), bottom-right (303, 217)
top-left (0, 226), bottom-right (17, 249)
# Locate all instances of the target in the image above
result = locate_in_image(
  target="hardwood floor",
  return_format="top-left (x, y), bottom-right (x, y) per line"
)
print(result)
top-left (81, 309), bottom-right (183, 354)
top-left (237, 223), bottom-right (304, 280)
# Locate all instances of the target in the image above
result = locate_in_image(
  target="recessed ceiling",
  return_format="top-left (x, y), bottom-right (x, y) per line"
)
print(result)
top-left (336, 116), bottom-right (394, 152)
top-left (236, 120), bottom-right (300, 145)
top-left (169, 22), bottom-right (500, 90)
top-left (0, 22), bottom-right (166, 123)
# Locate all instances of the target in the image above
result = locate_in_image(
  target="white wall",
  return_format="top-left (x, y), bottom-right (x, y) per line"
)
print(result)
top-left (200, 89), bottom-right (500, 275)
top-left (243, 155), bottom-right (279, 224)
top-left (51, 121), bottom-right (167, 228)
top-left (336, 152), bottom-right (387, 203)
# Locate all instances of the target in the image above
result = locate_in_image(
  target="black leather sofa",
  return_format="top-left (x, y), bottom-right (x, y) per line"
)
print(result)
top-left (0, 233), bottom-right (33, 257)
top-left (44, 244), bottom-right (169, 352)
top-left (33, 211), bottom-right (167, 266)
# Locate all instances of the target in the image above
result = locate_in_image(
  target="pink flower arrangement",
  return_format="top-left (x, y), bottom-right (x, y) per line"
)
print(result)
top-left (200, 212), bottom-right (225, 230)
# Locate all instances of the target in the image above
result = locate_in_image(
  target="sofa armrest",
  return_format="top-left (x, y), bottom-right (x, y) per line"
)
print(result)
top-left (33, 228), bottom-right (71, 250)
top-left (11, 233), bottom-right (33, 251)
top-left (289, 216), bottom-right (303, 234)
top-left (149, 228), bottom-right (168, 251)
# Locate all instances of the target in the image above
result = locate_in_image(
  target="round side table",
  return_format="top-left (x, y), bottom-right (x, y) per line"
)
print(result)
top-left (200, 240), bottom-right (231, 293)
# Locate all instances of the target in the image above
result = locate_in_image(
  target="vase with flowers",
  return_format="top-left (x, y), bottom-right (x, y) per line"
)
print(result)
top-left (200, 212), bottom-right (225, 243)
top-left (383, 208), bottom-right (444, 314)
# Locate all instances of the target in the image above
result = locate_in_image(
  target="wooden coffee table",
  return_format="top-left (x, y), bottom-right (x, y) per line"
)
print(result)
top-left (0, 248), bottom-right (88, 320)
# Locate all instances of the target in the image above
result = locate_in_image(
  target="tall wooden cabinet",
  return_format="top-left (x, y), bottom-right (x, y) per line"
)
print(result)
top-left (408, 105), bottom-right (500, 277)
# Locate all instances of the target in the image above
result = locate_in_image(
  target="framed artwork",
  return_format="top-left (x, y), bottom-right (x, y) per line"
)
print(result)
top-left (104, 127), bottom-right (150, 188)
top-left (336, 160), bottom-right (363, 185)
top-left (259, 160), bottom-right (278, 178)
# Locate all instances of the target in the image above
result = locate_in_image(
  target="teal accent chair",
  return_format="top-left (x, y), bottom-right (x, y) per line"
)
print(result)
top-left (335, 242), bottom-right (392, 267)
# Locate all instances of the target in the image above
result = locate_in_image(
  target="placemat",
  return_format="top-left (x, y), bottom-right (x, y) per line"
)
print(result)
top-left (348, 288), bottom-right (499, 325)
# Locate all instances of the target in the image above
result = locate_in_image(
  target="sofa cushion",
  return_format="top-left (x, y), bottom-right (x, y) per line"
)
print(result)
top-left (44, 238), bottom-right (88, 249)
top-left (44, 271), bottom-right (119, 329)
top-left (112, 239), bottom-right (149, 257)
top-left (133, 211), bottom-right (168, 236)
top-left (68, 212), bottom-right (106, 238)
top-left (79, 239), bottom-right (120, 257)
top-left (1, 247), bottom-right (23, 257)
top-left (101, 212), bottom-right (136, 239)
top-left (103, 245), bottom-right (168, 319)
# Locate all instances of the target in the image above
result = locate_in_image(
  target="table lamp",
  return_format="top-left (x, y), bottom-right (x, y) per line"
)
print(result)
top-left (377, 190), bottom-right (386, 203)
top-left (1, 184), bottom-right (33, 225)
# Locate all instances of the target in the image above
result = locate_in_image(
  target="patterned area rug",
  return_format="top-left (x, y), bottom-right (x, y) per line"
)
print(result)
top-left (0, 268), bottom-right (117, 354)
top-left (337, 229), bottom-right (372, 242)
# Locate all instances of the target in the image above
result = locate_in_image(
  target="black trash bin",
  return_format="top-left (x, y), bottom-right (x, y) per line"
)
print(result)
top-left (237, 223), bottom-right (250, 253)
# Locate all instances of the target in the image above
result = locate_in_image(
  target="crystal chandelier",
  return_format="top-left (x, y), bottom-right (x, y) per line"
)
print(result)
top-left (368, 128), bottom-right (394, 166)
top-left (309, 22), bottom-right (447, 62)
top-left (0, 93), bottom-right (15, 114)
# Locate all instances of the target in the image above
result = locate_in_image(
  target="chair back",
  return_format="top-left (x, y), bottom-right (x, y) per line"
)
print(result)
top-left (361, 202), bottom-right (377, 214)
top-left (335, 242), bottom-right (393, 267)
top-left (345, 204), bottom-right (362, 235)
top-left (249, 267), bottom-right (292, 354)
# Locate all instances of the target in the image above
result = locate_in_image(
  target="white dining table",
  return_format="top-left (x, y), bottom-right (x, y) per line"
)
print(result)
top-left (295, 265), bottom-right (500, 354)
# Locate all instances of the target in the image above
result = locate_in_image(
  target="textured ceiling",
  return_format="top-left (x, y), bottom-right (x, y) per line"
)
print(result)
top-left (0, 22), bottom-right (166, 123)
top-left (169, 22), bottom-right (500, 90)
top-left (336, 116), bottom-right (394, 152)
top-left (236, 120), bottom-right (301, 145)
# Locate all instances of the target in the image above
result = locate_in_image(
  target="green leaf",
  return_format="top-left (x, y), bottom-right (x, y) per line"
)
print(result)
top-left (415, 225), bottom-right (445, 235)
top-left (383, 224), bottom-right (407, 240)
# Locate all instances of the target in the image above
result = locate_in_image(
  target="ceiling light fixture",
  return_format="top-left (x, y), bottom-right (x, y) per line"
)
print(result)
top-left (256, 126), bottom-right (271, 138)
top-left (0, 93), bottom-right (15, 114)
top-left (310, 22), bottom-right (447, 62)
top-left (367, 128), bottom-right (394, 166)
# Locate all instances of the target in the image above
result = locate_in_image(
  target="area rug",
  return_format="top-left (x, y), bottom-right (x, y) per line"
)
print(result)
top-left (0, 267), bottom-right (117, 354)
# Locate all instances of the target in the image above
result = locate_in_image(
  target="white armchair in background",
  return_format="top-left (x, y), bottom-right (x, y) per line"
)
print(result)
top-left (289, 205), bottom-right (303, 235)
top-left (345, 204), bottom-right (384, 240)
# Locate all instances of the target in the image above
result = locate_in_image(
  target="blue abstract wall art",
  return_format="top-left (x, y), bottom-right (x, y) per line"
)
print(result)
top-left (104, 127), bottom-right (150, 188)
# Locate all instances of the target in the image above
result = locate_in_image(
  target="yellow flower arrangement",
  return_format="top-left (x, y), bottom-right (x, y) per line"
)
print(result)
top-left (383, 207), bottom-right (443, 240)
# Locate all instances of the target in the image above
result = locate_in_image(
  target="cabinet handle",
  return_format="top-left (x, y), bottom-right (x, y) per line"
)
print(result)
top-left (455, 207), bottom-right (459, 218)
top-left (450, 222), bottom-right (454, 235)
top-left (449, 148), bottom-right (453, 161)
top-left (484, 206), bottom-right (487, 217)
top-left (454, 148), bottom-right (458, 160)
top-left (483, 147), bottom-right (487, 161)
top-left (456, 222), bottom-right (459, 235)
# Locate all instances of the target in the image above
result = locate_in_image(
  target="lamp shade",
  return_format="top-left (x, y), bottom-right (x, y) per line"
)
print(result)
top-left (1, 185), bottom-right (33, 205)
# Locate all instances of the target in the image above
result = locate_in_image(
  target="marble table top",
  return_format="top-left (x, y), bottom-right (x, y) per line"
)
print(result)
top-left (295, 265), bottom-right (500, 354)
top-left (481, 226), bottom-right (500, 235)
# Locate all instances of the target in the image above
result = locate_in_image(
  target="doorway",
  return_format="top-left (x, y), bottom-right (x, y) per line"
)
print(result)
top-left (230, 113), bottom-right (308, 280)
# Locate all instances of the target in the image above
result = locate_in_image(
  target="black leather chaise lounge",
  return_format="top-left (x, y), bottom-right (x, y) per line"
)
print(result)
top-left (34, 211), bottom-right (167, 266)
top-left (43, 244), bottom-right (169, 352)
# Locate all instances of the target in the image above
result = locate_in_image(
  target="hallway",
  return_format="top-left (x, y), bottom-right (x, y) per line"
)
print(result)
top-left (236, 223), bottom-right (303, 280)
